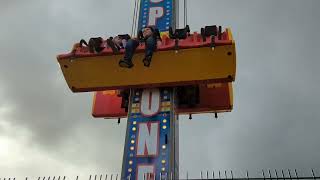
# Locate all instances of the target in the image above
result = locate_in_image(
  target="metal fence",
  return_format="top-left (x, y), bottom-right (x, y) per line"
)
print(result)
top-left (1, 169), bottom-right (320, 180)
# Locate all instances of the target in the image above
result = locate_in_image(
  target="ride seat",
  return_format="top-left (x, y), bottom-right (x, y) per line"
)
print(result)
top-left (201, 25), bottom-right (218, 40)
top-left (169, 25), bottom-right (190, 39)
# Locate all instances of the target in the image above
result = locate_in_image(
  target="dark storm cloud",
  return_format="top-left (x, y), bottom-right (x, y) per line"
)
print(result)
top-left (0, 0), bottom-right (320, 178)
top-left (0, 0), bottom-right (134, 176)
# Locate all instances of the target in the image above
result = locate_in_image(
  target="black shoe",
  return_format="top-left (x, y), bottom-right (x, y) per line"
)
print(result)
top-left (143, 56), bottom-right (152, 67)
top-left (107, 38), bottom-right (119, 53)
top-left (119, 59), bottom-right (134, 68)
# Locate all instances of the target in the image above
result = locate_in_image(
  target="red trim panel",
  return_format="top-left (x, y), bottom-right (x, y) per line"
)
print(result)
top-left (92, 83), bottom-right (232, 118)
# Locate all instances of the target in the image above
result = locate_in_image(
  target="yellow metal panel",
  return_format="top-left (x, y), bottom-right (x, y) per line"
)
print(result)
top-left (58, 44), bottom-right (236, 92)
top-left (228, 82), bottom-right (234, 109)
top-left (161, 101), bottom-right (171, 106)
top-left (226, 28), bottom-right (234, 40)
top-left (131, 108), bottom-right (140, 113)
top-left (102, 90), bottom-right (117, 95)
top-left (132, 103), bottom-right (140, 108)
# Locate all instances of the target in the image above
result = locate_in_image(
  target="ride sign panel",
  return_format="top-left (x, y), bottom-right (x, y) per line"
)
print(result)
top-left (122, 88), bottom-right (173, 180)
top-left (138, 0), bottom-right (173, 32)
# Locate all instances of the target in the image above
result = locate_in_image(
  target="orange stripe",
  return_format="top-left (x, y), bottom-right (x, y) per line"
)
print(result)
top-left (91, 92), bottom-right (98, 116)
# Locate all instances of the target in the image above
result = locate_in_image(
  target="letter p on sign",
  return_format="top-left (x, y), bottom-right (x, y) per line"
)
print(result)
top-left (148, 7), bottom-right (164, 26)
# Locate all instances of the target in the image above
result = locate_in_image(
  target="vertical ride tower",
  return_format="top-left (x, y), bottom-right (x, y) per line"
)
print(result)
top-left (121, 1), bottom-right (179, 179)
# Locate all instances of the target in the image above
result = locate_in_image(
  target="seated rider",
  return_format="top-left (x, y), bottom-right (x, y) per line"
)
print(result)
top-left (118, 26), bottom-right (161, 68)
top-left (106, 34), bottom-right (131, 53)
top-left (77, 35), bottom-right (130, 54)
top-left (79, 37), bottom-right (104, 53)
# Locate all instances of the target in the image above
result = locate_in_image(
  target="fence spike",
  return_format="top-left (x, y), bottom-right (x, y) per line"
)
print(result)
top-left (311, 169), bottom-right (315, 179)
top-left (262, 169), bottom-right (266, 180)
top-left (295, 169), bottom-right (299, 180)
top-left (231, 170), bottom-right (234, 180)
top-left (281, 170), bottom-right (285, 180)
top-left (275, 169), bottom-right (279, 179)
top-left (105, 174), bottom-right (108, 180)
top-left (95, 175), bottom-right (97, 180)
top-left (268, 170), bottom-right (272, 179)
top-left (287, 169), bottom-right (292, 180)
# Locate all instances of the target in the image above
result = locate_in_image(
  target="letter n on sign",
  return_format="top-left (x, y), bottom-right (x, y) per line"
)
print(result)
top-left (136, 122), bottom-right (160, 157)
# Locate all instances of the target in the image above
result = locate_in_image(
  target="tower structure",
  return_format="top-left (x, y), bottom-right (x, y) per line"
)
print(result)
top-left (121, 1), bottom-right (179, 179)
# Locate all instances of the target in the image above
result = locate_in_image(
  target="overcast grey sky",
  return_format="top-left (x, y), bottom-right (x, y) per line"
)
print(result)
top-left (1, 0), bottom-right (320, 179)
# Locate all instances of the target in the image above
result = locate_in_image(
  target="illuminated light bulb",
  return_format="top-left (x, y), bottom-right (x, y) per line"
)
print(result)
top-left (161, 160), bottom-right (166, 164)
top-left (133, 121), bottom-right (137, 125)
top-left (128, 168), bottom-right (132, 172)
top-left (161, 167), bottom-right (166, 172)
top-left (131, 140), bottom-right (135, 144)
top-left (163, 119), bottom-right (167, 123)
top-left (130, 146), bottom-right (135, 151)
top-left (162, 145), bottom-right (166, 149)
top-left (132, 127), bottom-right (136, 131)
top-left (162, 125), bottom-right (167, 129)
top-left (129, 160), bottom-right (133, 165)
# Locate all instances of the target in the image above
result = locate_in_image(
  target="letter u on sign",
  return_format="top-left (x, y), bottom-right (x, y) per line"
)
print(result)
top-left (140, 88), bottom-right (160, 116)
